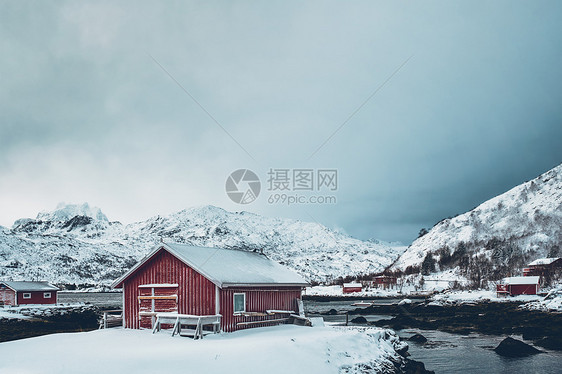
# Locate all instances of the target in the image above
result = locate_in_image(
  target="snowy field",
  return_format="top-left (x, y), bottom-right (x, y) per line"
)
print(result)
top-left (0, 303), bottom-right (93, 320)
top-left (428, 289), bottom-right (541, 305)
top-left (0, 325), bottom-right (407, 374)
top-left (522, 287), bottom-right (562, 312)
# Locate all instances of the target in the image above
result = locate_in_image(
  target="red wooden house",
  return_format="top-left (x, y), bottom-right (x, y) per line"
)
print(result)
top-left (342, 282), bottom-right (362, 293)
top-left (0, 281), bottom-right (59, 306)
top-left (112, 243), bottom-right (309, 332)
top-left (496, 276), bottom-right (540, 297)
top-left (374, 275), bottom-right (397, 290)
top-left (523, 257), bottom-right (562, 277)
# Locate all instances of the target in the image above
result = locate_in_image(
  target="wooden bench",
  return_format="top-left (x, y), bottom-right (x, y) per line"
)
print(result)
top-left (152, 313), bottom-right (222, 339)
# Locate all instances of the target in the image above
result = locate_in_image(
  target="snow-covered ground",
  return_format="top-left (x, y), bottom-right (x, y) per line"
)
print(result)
top-left (430, 288), bottom-right (562, 312)
top-left (0, 308), bottom-right (33, 320)
top-left (522, 287), bottom-right (562, 312)
top-left (0, 325), bottom-right (407, 374)
top-left (307, 285), bottom-right (407, 297)
top-left (305, 270), bottom-right (465, 297)
top-left (0, 303), bottom-right (92, 320)
top-left (428, 290), bottom-right (541, 306)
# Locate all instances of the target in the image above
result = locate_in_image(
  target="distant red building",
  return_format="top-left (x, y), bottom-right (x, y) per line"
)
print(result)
top-left (523, 258), bottom-right (562, 277)
top-left (342, 283), bottom-right (362, 293)
top-left (496, 276), bottom-right (540, 297)
top-left (374, 275), bottom-right (397, 289)
top-left (0, 281), bottom-right (59, 306)
top-left (112, 243), bottom-right (309, 332)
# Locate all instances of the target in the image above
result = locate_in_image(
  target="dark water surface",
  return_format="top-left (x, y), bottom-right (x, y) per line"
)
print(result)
top-left (304, 299), bottom-right (562, 374)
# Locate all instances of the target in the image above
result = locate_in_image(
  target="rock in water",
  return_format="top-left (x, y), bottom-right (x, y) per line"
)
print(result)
top-left (408, 333), bottom-right (428, 343)
top-left (535, 336), bottom-right (562, 351)
top-left (350, 316), bottom-right (368, 324)
top-left (402, 358), bottom-right (435, 374)
top-left (494, 337), bottom-right (542, 357)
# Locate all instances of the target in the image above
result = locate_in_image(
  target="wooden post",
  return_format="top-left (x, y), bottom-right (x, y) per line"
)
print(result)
top-left (345, 312), bottom-right (348, 326)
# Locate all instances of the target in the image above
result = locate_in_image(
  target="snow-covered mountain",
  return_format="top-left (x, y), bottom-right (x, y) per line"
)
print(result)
top-left (0, 203), bottom-right (403, 286)
top-left (391, 163), bottom-right (562, 286)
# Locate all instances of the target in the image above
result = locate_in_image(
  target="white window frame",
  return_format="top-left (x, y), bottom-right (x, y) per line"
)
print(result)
top-left (22, 292), bottom-right (32, 299)
top-left (43, 292), bottom-right (52, 298)
top-left (233, 293), bottom-right (246, 314)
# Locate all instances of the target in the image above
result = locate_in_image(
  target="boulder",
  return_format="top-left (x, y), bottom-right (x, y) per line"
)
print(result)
top-left (408, 333), bottom-right (428, 343)
top-left (535, 336), bottom-right (562, 351)
top-left (350, 316), bottom-right (368, 324)
top-left (494, 337), bottom-right (542, 357)
top-left (402, 358), bottom-right (434, 374)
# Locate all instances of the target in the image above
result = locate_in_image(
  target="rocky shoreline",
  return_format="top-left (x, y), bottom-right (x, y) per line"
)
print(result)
top-left (345, 300), bottom-right (562, 351)
top-left (0, 305), bottom-right (100, 342)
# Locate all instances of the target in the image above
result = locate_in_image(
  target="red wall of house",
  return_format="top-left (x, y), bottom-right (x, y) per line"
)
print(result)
top-left (220, 287), bottom-right (302, 332)
top-left (121, 247), bottom-right (304, 332)
top-left (122, 248), bottom-right (217, 329)
top-left (16, 291), bottom-right (57, 305)
top-left (509, 284), bottom-right (538, 296)
top-left (343, 287), bottom-right (362, 294)
top-left (0, 286), bottom-right (16, 306)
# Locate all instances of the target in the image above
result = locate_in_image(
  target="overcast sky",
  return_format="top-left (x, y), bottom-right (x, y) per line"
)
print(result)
top-left (1, 1), bottom-right (561, 243)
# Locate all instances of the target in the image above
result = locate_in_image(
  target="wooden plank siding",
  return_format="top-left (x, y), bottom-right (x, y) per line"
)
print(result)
top-left (0, 286), bottom-right (16, 306)
top-left (123, 248), bottom-right (216, 329)
top-left (219, 287), bottom-right (302, 332)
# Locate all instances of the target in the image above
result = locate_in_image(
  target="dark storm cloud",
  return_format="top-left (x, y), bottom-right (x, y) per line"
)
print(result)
top-left (1, 1), bottom-right (561, 243)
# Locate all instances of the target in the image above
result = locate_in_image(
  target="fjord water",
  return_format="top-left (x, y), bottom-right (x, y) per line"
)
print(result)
top-left (304, 300), bottom-right (562, 374)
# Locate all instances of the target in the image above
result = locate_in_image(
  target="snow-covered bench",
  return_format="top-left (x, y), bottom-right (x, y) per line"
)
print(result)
top-left (152, 313), bottom-right (222, 339)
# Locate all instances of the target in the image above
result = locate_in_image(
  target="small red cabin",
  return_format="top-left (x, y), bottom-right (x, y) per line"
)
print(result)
top-left (496, 276), bottom-right (540, 297)
top-left (374, 276), bottom-right (397, 289)
top-left (112, 243), bottom-right (309, 332)
top-left (342, 283), bottom-right (362, 294)
top-left (524, 257), bottom-right (562, 277)
top-left (0, 281), bottom-right (59, 306)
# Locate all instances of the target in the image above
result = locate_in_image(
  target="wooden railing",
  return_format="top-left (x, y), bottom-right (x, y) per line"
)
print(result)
top-left (99, 309), bottom-right (123, 329)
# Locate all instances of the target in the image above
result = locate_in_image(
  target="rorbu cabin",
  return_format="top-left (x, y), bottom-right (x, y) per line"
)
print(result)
top-left (112, 243), bottom-right (309, 333)
top-left (496, 276), bottom-right (540, 297)
top-left (523, 257), bottom-right (562, 277)
top-left (374, 275), bottom-right (397, 290)
top-left (342, 282), bottom-right (362, 294)
top-left (0, 281), bottom-right (59, 306)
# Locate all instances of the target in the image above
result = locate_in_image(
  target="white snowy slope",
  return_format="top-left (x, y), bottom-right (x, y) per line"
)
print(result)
top-left (0, 203), bottom-right (403, 285)
top-left (0, 326), bottom-right (409, 374)
top-left (391, 163), bottom-right (562, 273)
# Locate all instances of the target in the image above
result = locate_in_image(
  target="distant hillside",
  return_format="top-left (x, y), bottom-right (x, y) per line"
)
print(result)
top-left (391, 163), bottom-right (562, 287)
top-left (0, 203), bottom-right (404, 286)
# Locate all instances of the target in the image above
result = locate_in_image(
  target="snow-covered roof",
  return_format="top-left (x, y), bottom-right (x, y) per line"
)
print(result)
top-left (112, 243), bottom-right (309, 289)
top-left (528, 257), bottom-right (561, 266)
top-left (502, 276), bottom-right (540, 285)
top-left (343, 283), bottom-right (362, 288)
top-left (0, 281), bottom-right (59, 292)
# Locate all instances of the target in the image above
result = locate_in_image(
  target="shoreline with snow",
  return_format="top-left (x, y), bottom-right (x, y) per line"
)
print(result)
top-left (305, 285), bottom-right (562, 313)
top-left (0, 325), bottom-right (431, 374)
